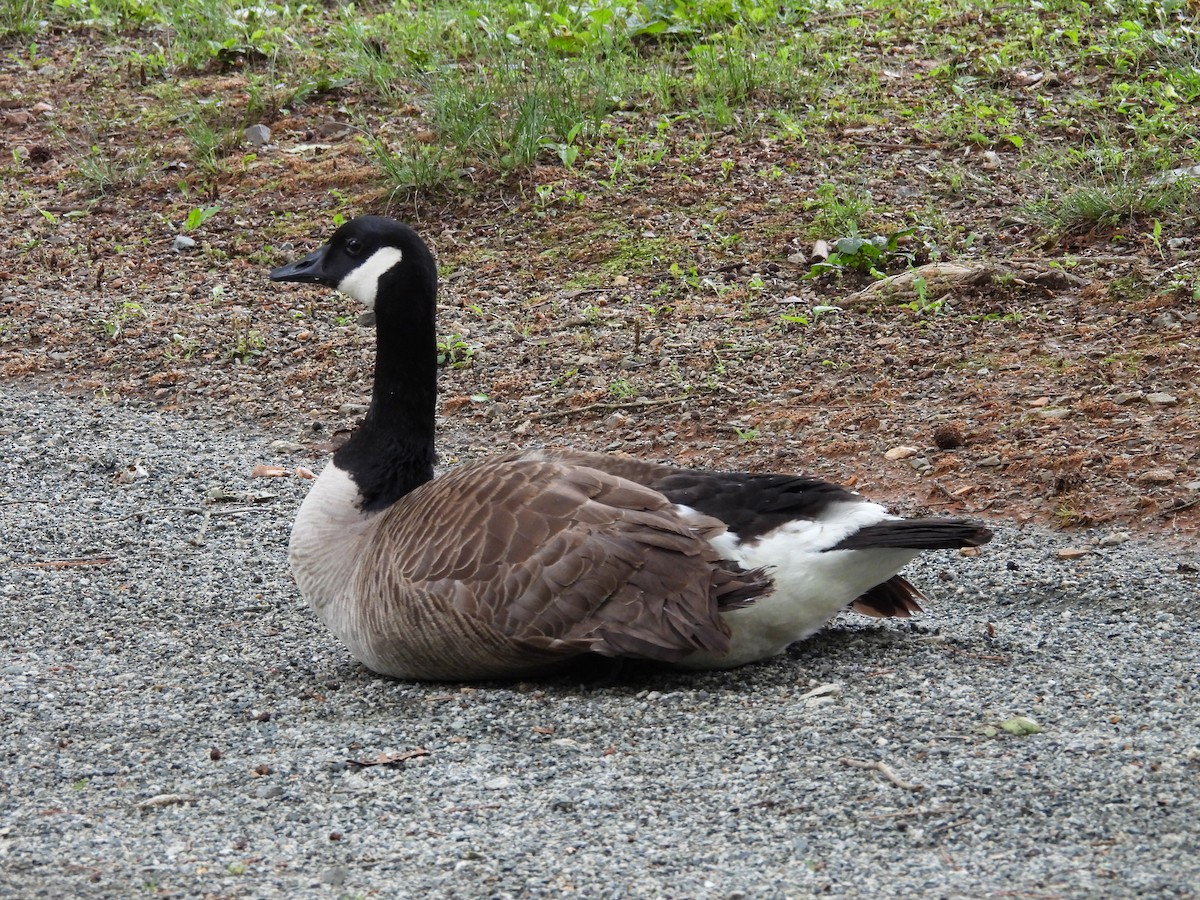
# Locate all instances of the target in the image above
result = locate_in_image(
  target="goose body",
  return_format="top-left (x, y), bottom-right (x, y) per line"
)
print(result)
top-left (271, 217), bottom-right (992, 681)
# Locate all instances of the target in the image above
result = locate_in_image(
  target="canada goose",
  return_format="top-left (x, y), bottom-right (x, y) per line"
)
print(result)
top-left (270, 217), bottom-right (992, 681)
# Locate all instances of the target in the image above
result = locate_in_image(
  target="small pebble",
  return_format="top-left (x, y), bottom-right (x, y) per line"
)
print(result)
top-left (1138, 468), bottom-right (1176, 485)
top-left (319, 866), bottom-right (348, 886)
top-left (1055, 547), bottom-right (1090, 560)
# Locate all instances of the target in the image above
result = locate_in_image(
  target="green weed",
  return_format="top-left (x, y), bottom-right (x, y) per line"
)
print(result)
top-left (436, 334), bottom-right (475, 368)
top-left (99, 298), bottom-right (145, 340)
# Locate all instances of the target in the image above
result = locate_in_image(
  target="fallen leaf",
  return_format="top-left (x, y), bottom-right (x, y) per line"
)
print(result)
top-left (251, 465), bottom-right (290, 478)
top-left (137, 793), bottom-right (198, 809)
top-left (1000, 716), bottom-right (1042, 736)
top-left (798, 683), bottom-right (843, 701)
top-left (347, 748), bottom-right (430, 768)
top-left (114, 461), bottom-right (148, 483)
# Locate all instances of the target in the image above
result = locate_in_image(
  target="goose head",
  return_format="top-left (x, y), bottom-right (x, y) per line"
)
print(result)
top-left (269, 216), bottom-right (437, 314)
top-left (270, 216), bottom-right (442, 512)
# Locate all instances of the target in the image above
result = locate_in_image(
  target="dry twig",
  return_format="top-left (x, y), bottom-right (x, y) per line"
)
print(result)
top-left (533, 394), bottom-right (690, 421)
top-left (838, 757), bottom-right (924, 791)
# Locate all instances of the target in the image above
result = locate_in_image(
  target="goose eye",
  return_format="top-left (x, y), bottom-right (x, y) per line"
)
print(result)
top-left (345, 238), bottom-right (364, 257)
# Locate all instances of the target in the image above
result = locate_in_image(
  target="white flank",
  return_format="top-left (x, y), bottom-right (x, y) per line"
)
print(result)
top-left (675, 500), bottom-right (920, 669)
top-left (337, 246), bottom-right (404, 308)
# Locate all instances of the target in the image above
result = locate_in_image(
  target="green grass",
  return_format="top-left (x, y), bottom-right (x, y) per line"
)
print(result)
top-left (0, 0), bottom-right (41, 36)
top-left (36, 0), bottom-right (1200, 233)
top-left (75, 143), bottom-right (154, 196)
top-left (1023, 175), bottom-right (1198, 242)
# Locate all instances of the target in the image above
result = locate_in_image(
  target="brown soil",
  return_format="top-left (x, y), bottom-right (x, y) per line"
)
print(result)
top-left (2, 30), bottom-right (1197, 540)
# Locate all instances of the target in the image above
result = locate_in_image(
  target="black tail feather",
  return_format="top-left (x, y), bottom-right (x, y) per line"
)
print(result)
top-left (830, 519), bottom-right (992, 552)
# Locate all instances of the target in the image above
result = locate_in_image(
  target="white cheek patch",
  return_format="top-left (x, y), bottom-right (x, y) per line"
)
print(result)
top-left (337, 246), bottom-right (404, 307)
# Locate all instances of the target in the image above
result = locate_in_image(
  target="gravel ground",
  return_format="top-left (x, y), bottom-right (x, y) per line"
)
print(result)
top-left (2, 383), bottom-right (1199, 900)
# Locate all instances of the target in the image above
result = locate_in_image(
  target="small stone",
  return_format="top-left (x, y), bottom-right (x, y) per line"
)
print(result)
top-left (787, 252), bottom-right (807, 265)
top-left (1138, 468), bottom-right (1175, 485)
top-left (1185, 482), bottom-right (1200, 492)
top-left (269, 439), bottom-right (305, 453)
top-left (1146, 392), bottom-right (1178, 406)
top-left (976, 454), bottom-right (1003, 467)
top-left (172, 235), bottom-right (196, 252)
top-left (339, 403), bottom-right (369, 416)
top-left (254, 784), bottom-right (284, 799)
top-left (1034, 407), bottom-right (1070, 419)
top-left (1029, 396), bottom-right (1051, 407)
top-left (550, 738), bottom-right (587, 750)
top-left (613, 275), bottom-right (629, 287)
top-left (1055, 548), bottom-right (1090, 560)
top-left (484, 776), bottom-right (513, 790)
top-left (1113, 391), bottom-right (1143, 405)
top-left (244, 124), bottom-right (271, 147)
top-left (1099, 532), bottom-right (1130, 547)
top-left (319, 866), bottom-right (348, 886)
top-left (885, 446), bottom-right (919, 461)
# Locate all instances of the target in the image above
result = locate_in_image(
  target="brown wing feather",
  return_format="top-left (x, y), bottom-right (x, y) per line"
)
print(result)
top-left (352, 455), bottom-right (769, 679)
top-left (519, 448), bottom-right (681, 488)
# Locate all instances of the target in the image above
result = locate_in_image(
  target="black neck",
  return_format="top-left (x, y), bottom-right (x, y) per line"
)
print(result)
top-left (333, 269), bottom-right (438, 512)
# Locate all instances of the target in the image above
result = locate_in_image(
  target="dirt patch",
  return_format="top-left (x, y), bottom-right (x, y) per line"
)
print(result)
top-left (2, 25), bottom-right (1197, 541)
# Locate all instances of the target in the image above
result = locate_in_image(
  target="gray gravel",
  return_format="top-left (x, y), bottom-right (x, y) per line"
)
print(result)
top-left (2, 383), bottom-right (1198, 900)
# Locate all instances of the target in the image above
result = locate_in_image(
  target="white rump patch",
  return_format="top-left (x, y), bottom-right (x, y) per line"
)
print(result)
top-left (673, 499), bottom-right (920, 669)
top-left (338, 246), bottom-right (404, 308)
